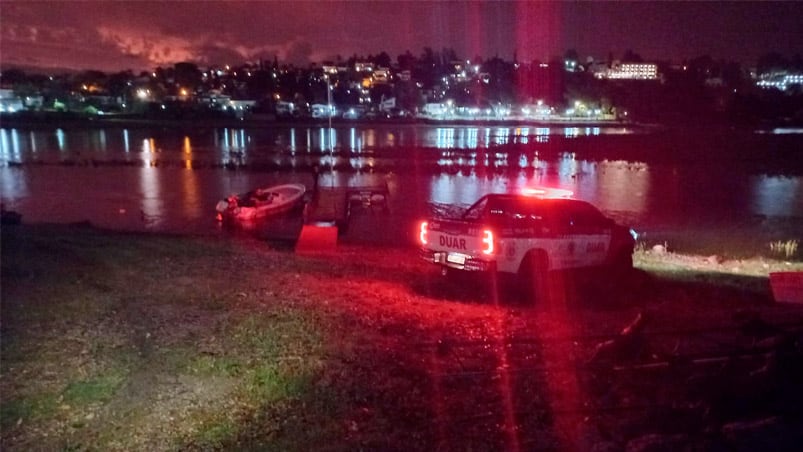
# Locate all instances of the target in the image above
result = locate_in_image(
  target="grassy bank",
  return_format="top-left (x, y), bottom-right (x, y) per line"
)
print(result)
top-left (2, 224), bottom-right (802, 450)
top-left (1, 225), bottom-right (334, 450)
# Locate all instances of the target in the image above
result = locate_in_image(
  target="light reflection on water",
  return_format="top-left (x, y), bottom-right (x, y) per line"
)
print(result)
top-left (0, 125), bottom-right (623, 163)
top-left (757, 128), bottom-right (803, 135)
top-left (0, 125), bottom-right (801, 247)
top-left (752, 175), bottom-right (802, 217)
top-left (178, 166), bottom-right (203, 224)
top-left (139, 164), bottom-right (163, 227)
top-left (56, 128), bottom-right (65, 151)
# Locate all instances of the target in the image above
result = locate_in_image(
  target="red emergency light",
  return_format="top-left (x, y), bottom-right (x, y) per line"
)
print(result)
top-left (521, 187), bottom-right (574, 198)
top-left (481, 229), bottom-right (494, 255)
top-left (419, 221), bottom-right (428, 245)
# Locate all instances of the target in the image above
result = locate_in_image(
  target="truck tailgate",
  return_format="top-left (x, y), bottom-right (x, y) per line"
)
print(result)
top-left (426, 220), bottom-right (485, 255)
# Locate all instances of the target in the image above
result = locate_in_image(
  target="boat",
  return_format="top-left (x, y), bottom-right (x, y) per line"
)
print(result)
top-left (216, 183), bottom-right (306, 222)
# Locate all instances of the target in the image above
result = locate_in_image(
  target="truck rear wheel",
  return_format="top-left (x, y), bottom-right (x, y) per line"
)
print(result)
top-left (608, 249), bottom-right (634, 279)
top-left (518, 251), bottom-right (549, 304)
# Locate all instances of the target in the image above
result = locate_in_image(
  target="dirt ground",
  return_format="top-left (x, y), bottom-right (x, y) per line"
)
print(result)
top-left (2, 224), bottom-right (803, 451)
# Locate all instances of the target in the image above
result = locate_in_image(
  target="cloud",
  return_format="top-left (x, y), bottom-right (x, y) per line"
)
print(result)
top-left (192, 43), bottom-right (246, 67)
top-left (284, 40), bottom-right (313, 66)
top-left (97, 26), bottom-right (195, 67)
top-left (0, 20), bottom-right (150, 71)
top-left (2, 1), bottom-right (801, 72)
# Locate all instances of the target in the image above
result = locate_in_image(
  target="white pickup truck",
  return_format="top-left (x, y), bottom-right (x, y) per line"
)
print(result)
top-left (419, 190), bottom-right (636, 299)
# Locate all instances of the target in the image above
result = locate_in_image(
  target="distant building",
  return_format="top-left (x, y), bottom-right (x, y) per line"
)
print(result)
top-left (198, 91), bottom-right (231, 110)
top-left (311, 103), bottom-right (336, 118)
top-left (275, 100), bottom-right (298, 117)
top-left (378, 96), bottom-right (396, 112)
top-left (354, 61), bottom-right (374, 73)
top-left (227, 99), bottom-right (256, 112)
top-left (341, 105), bottom-right (366, 119)
top-left (421, 102), bottom-right (448, 118)
top-left (0, 88), bottom-right (23, 113)
top-left (564, 59), bottom-right (580, 73)
top-left (521, 101), bottom-right (553, 118)
top-left (756, 72), bottom-right (803, 92)
top-left (596, 63), bottom-right (659, 80)
top-left (450, 61), bottom-right (469, 81)
top-left (83, 95), bottom-right (122, 111)
top-left (372, 67), bottom-right (390, 84)
top-left (23, 95), bottom-right (44, 109)
top-left (587, 61), bottom-right (611, 78)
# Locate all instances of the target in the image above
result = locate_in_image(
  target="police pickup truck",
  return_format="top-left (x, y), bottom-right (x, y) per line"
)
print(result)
top-left (418, 189), bottom-right (636, 299)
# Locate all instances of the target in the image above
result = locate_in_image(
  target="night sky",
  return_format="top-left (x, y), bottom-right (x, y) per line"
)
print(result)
top-left (1, 1), bottom-right (802, 72)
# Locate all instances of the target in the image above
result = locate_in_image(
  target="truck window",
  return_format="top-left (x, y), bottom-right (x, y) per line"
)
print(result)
top-left (510, 199), bottom-right (546, 226)
top-left (485, 197), bottom-right (510, 226)
top-left (486, 197), bottom-right (546, 228)
top-left (568, 202), bottom-right (607, 227)
top-left (462, 197), bottom-right (488, 221)
top-left (557, 201), bottom-right (609, 232)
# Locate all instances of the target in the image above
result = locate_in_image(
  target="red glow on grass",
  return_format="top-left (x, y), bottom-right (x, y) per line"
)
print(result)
top-left (488, 272), bottom-right (521, 452)
top-left (540, 271), bottom-right (586, 449)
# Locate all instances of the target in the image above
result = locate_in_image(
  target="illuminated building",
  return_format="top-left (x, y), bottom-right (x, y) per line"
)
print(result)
top-left (372, 68), bottom-right (390, 84)
top-left (354, 61), bottom-right (374, 73)
top-left (0, 88), bottom-right (23, 113)
top-left (756, 72), bottom-right (803, 92)
top-left (321, 65), bottom-right (338, 75)
top-left (596, 63), bottom-right (659, 80)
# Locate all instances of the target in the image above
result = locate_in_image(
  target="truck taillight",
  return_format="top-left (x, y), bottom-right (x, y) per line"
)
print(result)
top-left (482, 229), bottom-right (494, 255)
top-left (419, 221), bottom-right (428, 245)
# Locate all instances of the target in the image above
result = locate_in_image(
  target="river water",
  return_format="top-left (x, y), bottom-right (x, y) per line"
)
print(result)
top-left (1, 123), bottom-right (801, 255)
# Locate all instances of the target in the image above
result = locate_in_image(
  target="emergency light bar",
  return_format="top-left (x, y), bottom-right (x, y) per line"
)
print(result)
top-left (521, 187), bottom-right (574, 198)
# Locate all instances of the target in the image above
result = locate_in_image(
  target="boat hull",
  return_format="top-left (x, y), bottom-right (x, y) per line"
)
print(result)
top-left (217, 183), bottom-right (306, 222)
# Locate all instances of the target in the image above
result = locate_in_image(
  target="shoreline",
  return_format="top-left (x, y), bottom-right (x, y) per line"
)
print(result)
top-left (4, 220), bottom-right (800, 277)
top-left (0, 111), bottom-right (661, 131)
top-left (2, 112), bottom-right (800, 138)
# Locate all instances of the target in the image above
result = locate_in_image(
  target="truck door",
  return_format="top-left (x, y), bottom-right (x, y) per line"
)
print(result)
top-left (561, 202), bottom-right (612, 267)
